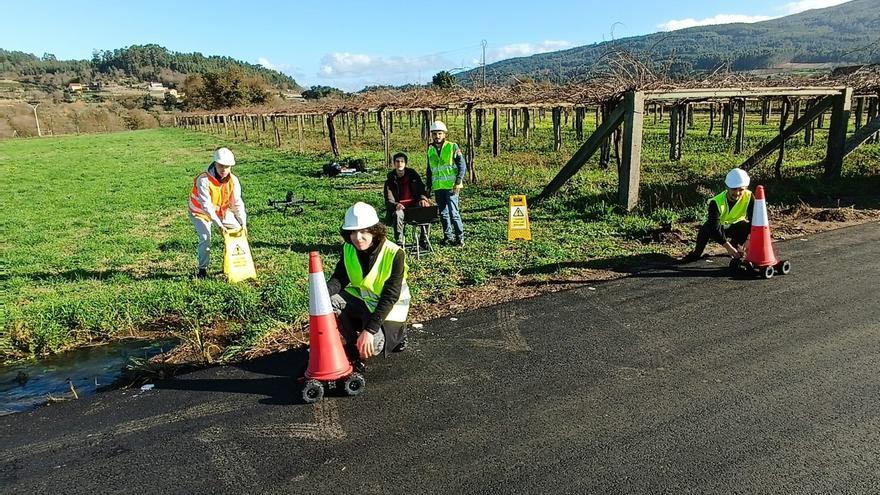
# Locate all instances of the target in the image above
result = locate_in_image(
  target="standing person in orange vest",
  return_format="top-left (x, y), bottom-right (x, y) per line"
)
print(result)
top-left (187, 147), bottom-right (247, 278)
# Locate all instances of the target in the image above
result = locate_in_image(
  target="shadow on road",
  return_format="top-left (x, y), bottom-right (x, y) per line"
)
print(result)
top-left (155, 348), bottom-right (311, 405)
top-left (518, 253), bottom-right (737, 285)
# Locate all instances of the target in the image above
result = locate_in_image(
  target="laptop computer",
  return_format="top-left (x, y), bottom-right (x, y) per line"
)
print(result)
top-left (402, 206), bottom-right (439, 224)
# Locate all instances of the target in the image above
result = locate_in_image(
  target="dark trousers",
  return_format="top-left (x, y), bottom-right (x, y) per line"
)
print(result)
top-left (330, 291), bottom-right (405, 359)
top-left (691, 221), bottom-right (750, 257)
top-left (388, 209), bottom-right (428, 245)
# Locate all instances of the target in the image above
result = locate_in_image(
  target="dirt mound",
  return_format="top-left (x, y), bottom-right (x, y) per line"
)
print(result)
top-left (813, 208), bottom-right (856, 222)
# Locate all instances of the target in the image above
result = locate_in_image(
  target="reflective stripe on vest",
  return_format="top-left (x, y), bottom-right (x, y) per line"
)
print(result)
top-left (343, 240), bottom-right (410, 323)
top-left (710, 190), bottom-right (752, 229)
top-left (189, 171), bottom-right (235, 221)
top-left (428, 142), bottom-right (457, 191)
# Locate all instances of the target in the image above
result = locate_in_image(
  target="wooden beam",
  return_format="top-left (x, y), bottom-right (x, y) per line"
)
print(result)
top-left (645, 87), bottom-right (846, 101)
top-left (868, 97), bottom-right (879, 144)
top-left (327, 113), bottom-right (339, 157)
top-left (464, 103), bottom-right (476, 183)
top-left (669, 105), bottom-right (681, 161)
top-left (843, 114), bottom-right (880, 158)
top-left (535, 100), bottom-right (626, 202)
top-left (804, 99), bottom-right (815, 146)
top-left (475, 109), bottom-right (484, 147)
top-left (734, 98), bottom-right (746, 154)
top-left (551, 107), bottom-right (562, 152)
top-left (492, 108), bottom-right (500, 157)
top-left (619, 91), bottom-right (645, 211)
top-left (854, 96), bottom-right (864, 129)
top-left (824, 87), bottom-right (853, 179)
top-left (297, 115), bottom-right (304, 153)
top-left (741, 95), bottom-right (837, 171)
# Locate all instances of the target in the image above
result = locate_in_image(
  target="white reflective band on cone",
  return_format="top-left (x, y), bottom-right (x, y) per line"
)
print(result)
top-left (752, 198), bottom-right (769, 227)
top-left (309, 272), bottom-right (333, 315)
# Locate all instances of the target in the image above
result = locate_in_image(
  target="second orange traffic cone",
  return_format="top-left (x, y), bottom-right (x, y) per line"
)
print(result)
top-left (744, 185), bottom-right (778, 267)
top-left (305, 251), bottom-right (353, 381)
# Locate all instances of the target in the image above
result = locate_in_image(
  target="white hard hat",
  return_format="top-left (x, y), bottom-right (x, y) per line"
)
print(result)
top-left (213, 147), bottom-right (236, 166)
top-left (342, 202), bottom-right (380, 230)
top-left (429, 121), bottom-right (448, 132)
top-left (725, 168), bottom-right (750, 188)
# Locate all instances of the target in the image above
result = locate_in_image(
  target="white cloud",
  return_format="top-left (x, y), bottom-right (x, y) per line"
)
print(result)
top-left (486, 40), bottom-right (575, 63)
top-left (782, 0), bottom-right (849, 14)
top-left (317, 52), bottom-right (451, 79)
top-left (256, 57), bottom-right (293, 72)
top-left (659, 14), bottom-right (773, 31)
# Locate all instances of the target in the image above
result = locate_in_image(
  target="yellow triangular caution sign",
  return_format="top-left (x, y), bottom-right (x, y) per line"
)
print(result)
top-left (507, 195), bottom-right (531, 241)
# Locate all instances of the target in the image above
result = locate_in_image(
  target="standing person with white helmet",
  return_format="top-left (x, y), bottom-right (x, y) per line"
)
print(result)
top-left (187, 147), bottom-right (247, 278)
top-left (682, 168), bottom-right (755, 263)
top-left (425, 120), bottom-right (467, 246)
top-left (326, 202), bottom-right (410, 364)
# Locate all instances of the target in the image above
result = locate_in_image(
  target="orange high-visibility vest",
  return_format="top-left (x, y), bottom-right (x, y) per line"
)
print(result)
top-left (189, 171), bottom-right (235, 222)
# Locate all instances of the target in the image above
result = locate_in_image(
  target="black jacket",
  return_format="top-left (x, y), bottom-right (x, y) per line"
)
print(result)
top-left (706, 195), bottom-right (755, 244)
top-left (384, 168), bottom-right (428, 211)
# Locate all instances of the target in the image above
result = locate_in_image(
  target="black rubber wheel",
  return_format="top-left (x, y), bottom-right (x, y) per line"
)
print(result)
top-left (728, 258), bottom-right (741, 274)
top-left (343, 372), bottom-right (365, 397)
top-left (761, 265), bottom-right (775, 279)
top-left (778, 260), bottom-right (791, 275)
top-left (302, 380), bottom-right (324, 403)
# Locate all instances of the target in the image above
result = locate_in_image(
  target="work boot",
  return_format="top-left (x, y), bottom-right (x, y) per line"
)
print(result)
top-left (679, 252), bottom-right (702, 263)
top-left (196, 268), bottom-right (208, 279)
top-left (454, 237), bottom-right (465, 247)
top-left (392, 335), bottom-right (408, 353)
top-left (353, 360), bottom-right (366, 374)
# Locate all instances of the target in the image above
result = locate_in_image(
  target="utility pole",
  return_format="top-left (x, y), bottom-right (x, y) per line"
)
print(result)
top-left (481, 40), bottom-right (487, 87)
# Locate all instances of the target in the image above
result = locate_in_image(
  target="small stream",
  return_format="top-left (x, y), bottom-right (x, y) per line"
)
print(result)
top-left (0, 339), bottom-right (176, 415)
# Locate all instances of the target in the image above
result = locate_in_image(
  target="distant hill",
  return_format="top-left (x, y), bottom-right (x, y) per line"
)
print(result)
top-left (0, 44), bottom-right (299, 91)
top-left (459, 0), bottom-right (880, 84)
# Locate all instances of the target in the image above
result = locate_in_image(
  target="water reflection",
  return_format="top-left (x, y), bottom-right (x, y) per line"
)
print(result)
top-left (0, 339), bottom-right (176, 415)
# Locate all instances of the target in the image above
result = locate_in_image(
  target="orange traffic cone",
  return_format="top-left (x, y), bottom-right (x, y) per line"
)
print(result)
top-left (744, 185), bottom-right (778, 267)
top-left (305, 251), bottom-right (353, 381)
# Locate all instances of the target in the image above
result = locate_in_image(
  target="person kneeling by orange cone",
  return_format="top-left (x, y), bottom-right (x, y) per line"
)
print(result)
top-left (326, 202), bottom-right (410, 366)
top-left (682, 168), bottom-right (754, 263)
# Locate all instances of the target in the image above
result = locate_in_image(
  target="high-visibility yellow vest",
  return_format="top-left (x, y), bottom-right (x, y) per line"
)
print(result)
top-left (189, 171), bottom-right (235, 222)
top-left (427, 142), bottom-right (458, 191)
top-left (710, 190), bottom-right (752, 228)
top-left (343, 240), bottom-right (410, 323)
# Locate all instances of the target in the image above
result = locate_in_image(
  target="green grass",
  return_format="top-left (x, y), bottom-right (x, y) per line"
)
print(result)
top-left (2, 112), bottom-right (878, 362)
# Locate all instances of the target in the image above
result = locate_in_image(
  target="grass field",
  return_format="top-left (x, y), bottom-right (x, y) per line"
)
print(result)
top-left (2, 111), bottom-right (878, 363)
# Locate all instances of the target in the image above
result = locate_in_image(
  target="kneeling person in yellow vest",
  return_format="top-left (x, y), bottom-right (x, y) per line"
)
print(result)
top-left (187, 147), bottom-right (247, 278)
top-left (682, 168), bottom-right (754, 262)
top-left (327, 202), bottom-right (410, 363)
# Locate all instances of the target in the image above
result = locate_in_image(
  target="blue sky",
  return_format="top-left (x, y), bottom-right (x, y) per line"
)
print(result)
top-left (1, 0), bottom-right (850, 90)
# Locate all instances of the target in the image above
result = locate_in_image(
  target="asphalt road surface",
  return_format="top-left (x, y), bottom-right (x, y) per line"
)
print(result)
top-left (3, 222), bottom-right (879, 494)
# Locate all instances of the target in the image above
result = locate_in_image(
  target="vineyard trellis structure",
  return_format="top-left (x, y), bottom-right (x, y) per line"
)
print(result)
top-left (176, 79), bottom-right (880, 211)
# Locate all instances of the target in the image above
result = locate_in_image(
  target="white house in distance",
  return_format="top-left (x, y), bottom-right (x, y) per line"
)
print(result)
top-left (148, 82), bottom-right (166, 99)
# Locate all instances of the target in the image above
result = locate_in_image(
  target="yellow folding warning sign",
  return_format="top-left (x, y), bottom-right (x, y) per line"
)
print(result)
top-left (507, 195), bottom-right (532, 241)
top-left (223, 229), bottom-right (257, 283)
